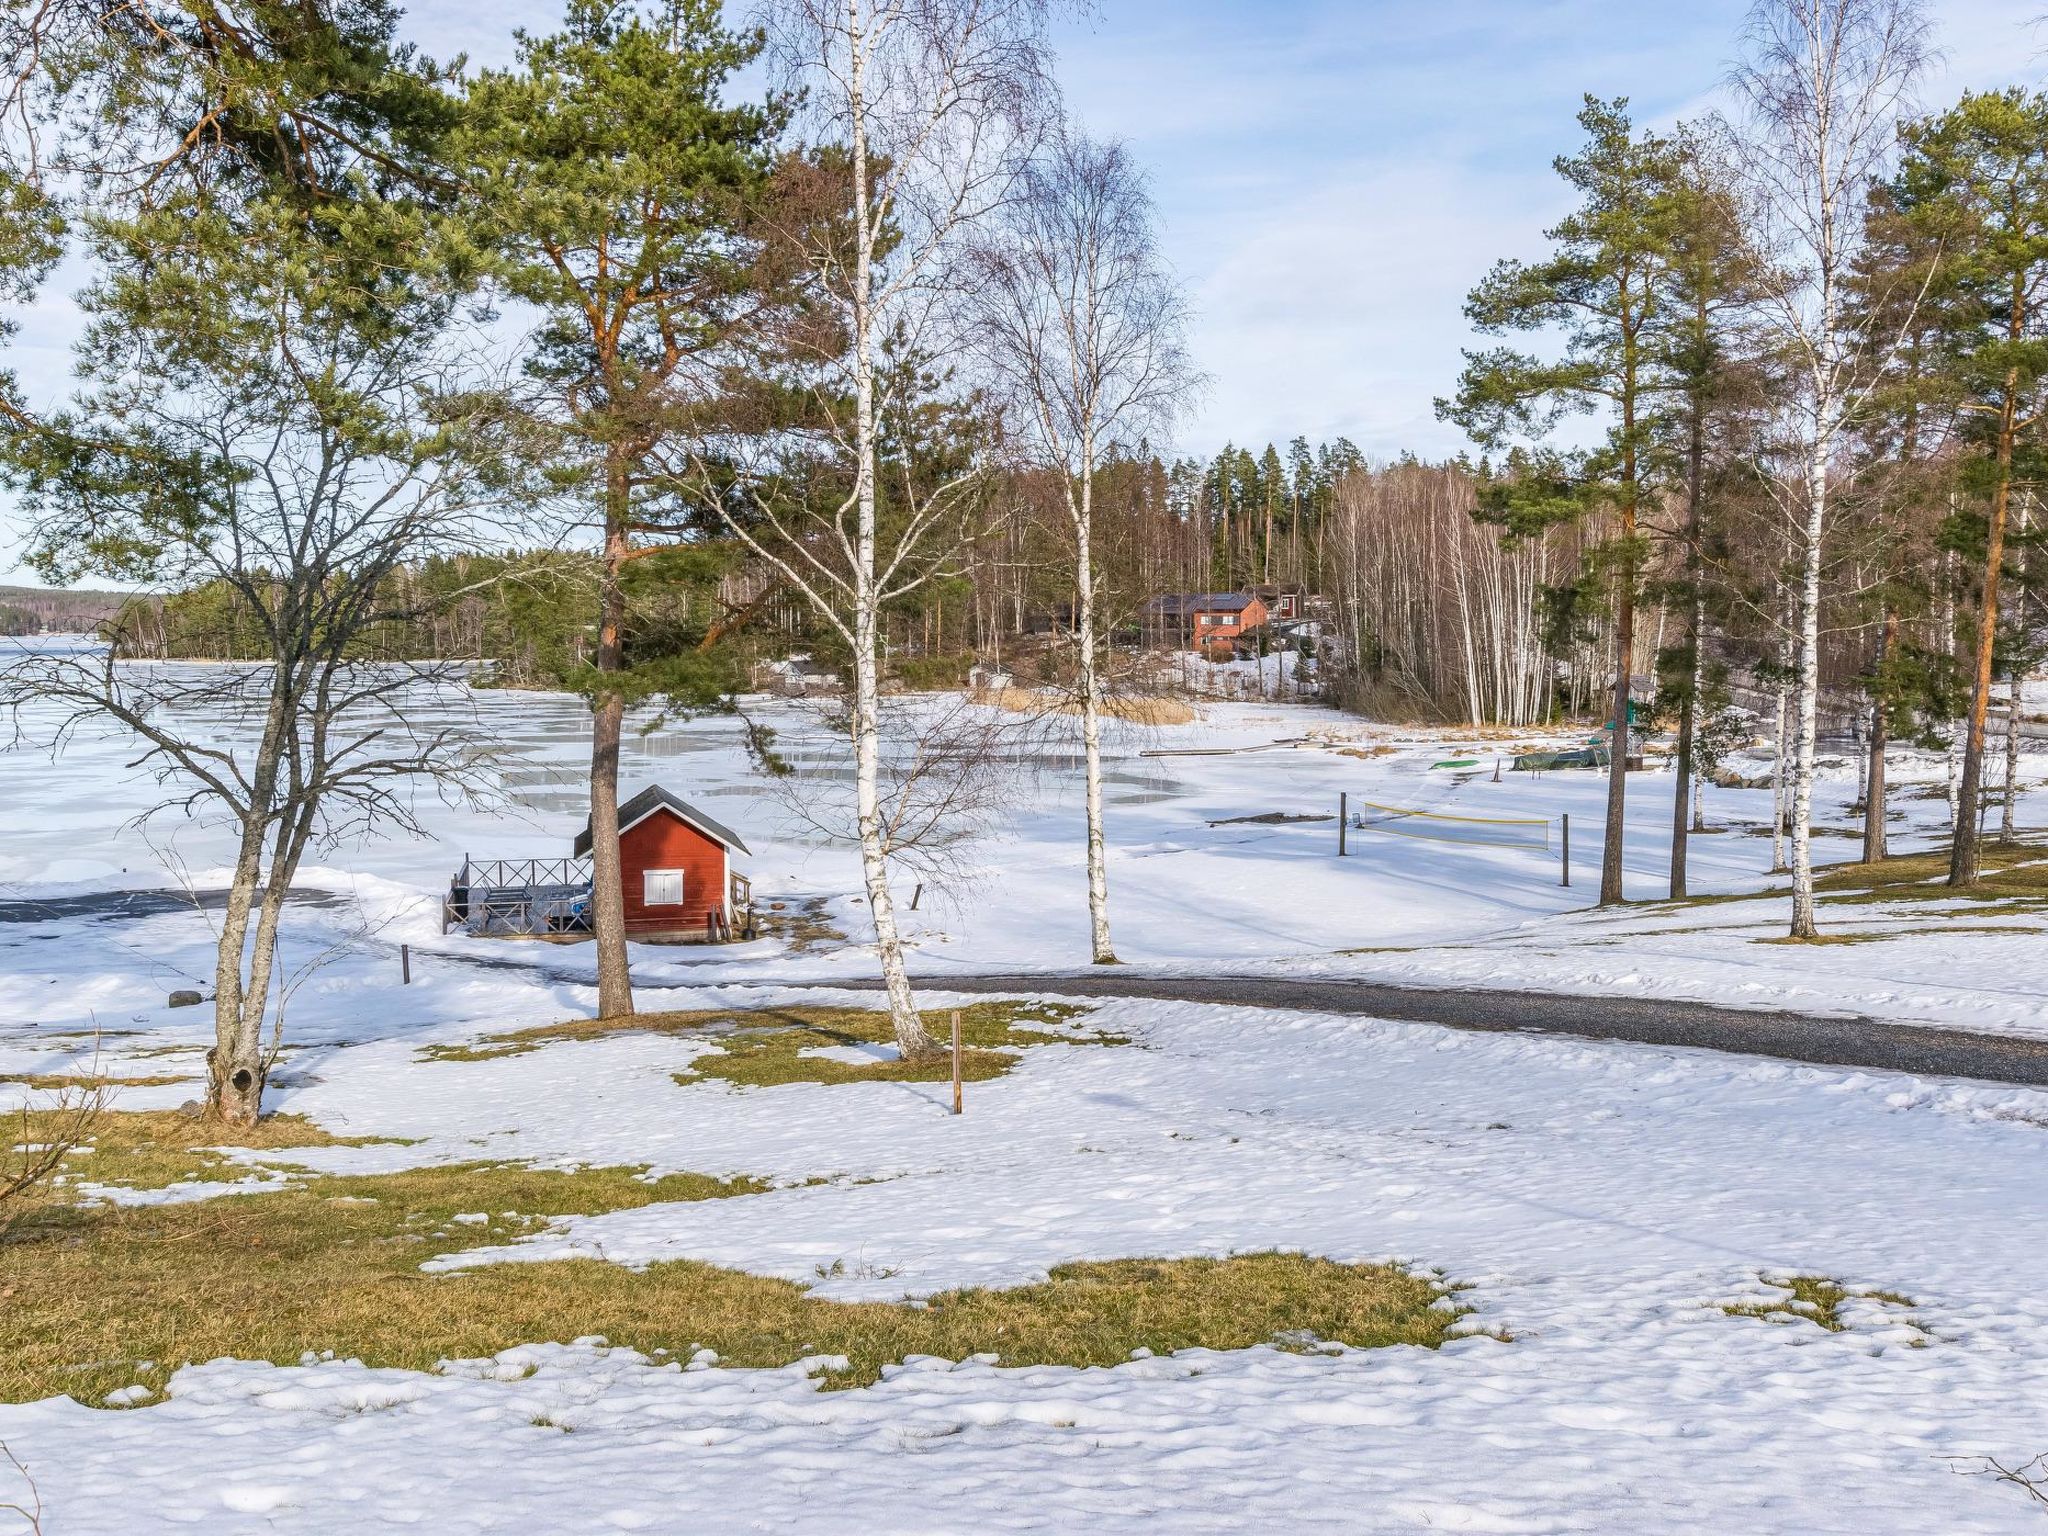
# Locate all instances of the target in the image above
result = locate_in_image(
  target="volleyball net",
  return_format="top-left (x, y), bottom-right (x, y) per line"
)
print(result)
top-left (1344, 798), bottom-right (1553, 852)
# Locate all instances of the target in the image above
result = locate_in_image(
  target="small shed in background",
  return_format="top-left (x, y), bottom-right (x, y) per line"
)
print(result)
top-left (446, 782), bottom-right (751, 942)
top-left (574, 784), bottom-right (752, 939)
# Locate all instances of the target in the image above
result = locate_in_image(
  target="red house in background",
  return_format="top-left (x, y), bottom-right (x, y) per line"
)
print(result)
top-left (574, 784), bottom-right (752, 940)
top-left (1139, 592), bottom-right (1270, 657)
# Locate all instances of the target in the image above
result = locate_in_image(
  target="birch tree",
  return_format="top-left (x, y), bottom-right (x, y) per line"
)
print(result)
top-left (1730, 0), bottom-right (1931, 937)
top-left (0, 0), bottom-right (503, 1124)
top-left (716, 0), bottom-right (1052, 1055)
top-left (0, 193), bottom-right (506, 1124)
top-left (968, 127), bottom-right (1195, 965)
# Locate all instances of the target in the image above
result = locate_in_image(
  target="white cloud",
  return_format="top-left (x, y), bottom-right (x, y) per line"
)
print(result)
top-left (1184, 156), bottom-right (1561, 458)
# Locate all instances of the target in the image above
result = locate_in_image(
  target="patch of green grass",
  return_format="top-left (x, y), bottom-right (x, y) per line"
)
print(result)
top-left (423, 1002), bottom-right (1122, 1091)
top-left (679, 1003), bottom-right (1117, 1089)
top-left (1722, 1275), bottom-right (1916, 1332)
top-left (1814, 841), bottom-right (2048, 906)
top-left (0, 1140), bottom-right (1453, 1405)
top-left (752, 896), bottom-right (848, 956)
top-left (1752, 932), bottom-right (1888, 947)
top-left (23, 1109), bottom-right (409, 1194)
top-left (1631, 840), bottom-right (2048, 926)
top-left (0, 1156), bottom-right (767, 1405)
top-left (1603, 887), bottom-right (1773, 918)
top-left (1754, 922), bottom-right (2042, 946)
top-left (0, 1072), bottom-right (192, 1090)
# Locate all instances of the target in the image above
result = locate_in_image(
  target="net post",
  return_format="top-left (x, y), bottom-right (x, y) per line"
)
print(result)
top-left (1560, 813), bottom-right (1570, 887)
top-left (1338, 793), bottom-right (1348, 857)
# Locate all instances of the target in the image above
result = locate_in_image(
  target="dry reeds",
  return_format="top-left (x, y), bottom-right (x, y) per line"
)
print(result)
top-left (975, 684), bottom-right (1196, 726)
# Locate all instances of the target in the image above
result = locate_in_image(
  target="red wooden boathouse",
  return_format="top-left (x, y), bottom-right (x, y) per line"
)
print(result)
top-left (447, 784), bottom-right (752, 942)
top-left (573, 784), bottom-right (752, 939)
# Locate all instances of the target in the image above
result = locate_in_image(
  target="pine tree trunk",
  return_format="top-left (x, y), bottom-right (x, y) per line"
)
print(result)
top-left (1670, 416), bottom-right (1706, 900)
top-left (230, 854), bottom-right (296, 1119)
top-left (207, 685), bottom-right (291, 1125)
top-left (1600, 579), bottom-right (1632, 906)
top-left (1862, 615), bottom-right (1894, 864)
top-left (209, 861), bottom-right (268, 1126)
top-left (1670, 676), bottom-right (1694, 900)
top-left (1951, 378), bottom-right (2018, 887)
top-left (588, 450), bottom-right (634, 1019)
top-left (1600, 341), bottom-right (1644, 909)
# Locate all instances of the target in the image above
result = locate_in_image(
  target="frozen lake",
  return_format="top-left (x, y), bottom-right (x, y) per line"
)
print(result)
top-left (5, 638), bottom-right (2046, 1038)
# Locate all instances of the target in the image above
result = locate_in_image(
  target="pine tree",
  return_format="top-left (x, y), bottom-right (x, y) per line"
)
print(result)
top-left (1842, 179), bottom-right (1961, 862)
top-left (1258, 443), bottom-right (1286, 583)
top-left (457, 0), bottom-right (780, 1016)
top-left (1650, 125), bottom-right (1766, 898)
top-left (1893, 89), bottom-right (2048, 886)
top-left (1439, 96), bottom-right (1680, 906)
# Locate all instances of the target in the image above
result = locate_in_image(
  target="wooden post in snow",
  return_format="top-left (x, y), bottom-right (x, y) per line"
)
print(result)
top-left (951, 1010), bottom-right (963, 1116)
top-left (1561, 814), bottom-right (1570, 888)
top-left (401, 944), bottom-right (411, 985)
top-left (1338, 793), bottom-right (1348, 857)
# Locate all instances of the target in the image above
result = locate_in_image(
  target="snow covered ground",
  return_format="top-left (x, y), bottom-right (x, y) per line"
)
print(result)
top-left (5, 647), bottom-right (2048, 1532)
top-left (4, 990), bottom-right (2048, 1532)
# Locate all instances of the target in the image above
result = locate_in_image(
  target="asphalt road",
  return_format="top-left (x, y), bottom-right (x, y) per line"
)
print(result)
top-left (743, 970), bottom-right (2048, 1088)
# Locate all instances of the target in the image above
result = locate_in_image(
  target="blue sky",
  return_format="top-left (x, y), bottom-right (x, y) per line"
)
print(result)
top-left (4, 0), bottom-right (2045, 583)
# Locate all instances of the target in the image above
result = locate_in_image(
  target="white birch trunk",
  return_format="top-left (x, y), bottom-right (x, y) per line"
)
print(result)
top-left (847, 6), bottom-right (934, 1057)
top-left (1947, 732), bottom-right (1961, 827)
top-left (1074, 441), bottom-right (1116, 964)
top-left (2002, 669), bottom-right (2023, 845)
top-left (1772, 684), bottom-right (1789, 874)
top-left (1787, 449), bottom-right (1826, 938)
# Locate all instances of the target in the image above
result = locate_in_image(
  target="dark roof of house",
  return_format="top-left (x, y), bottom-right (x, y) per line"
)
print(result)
top-left (1142, 592), bottom-right (1262, 618)
top-left (573, 784), bottom-right (751, 858)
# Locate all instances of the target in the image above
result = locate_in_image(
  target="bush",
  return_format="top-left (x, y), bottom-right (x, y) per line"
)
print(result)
top-left (891, 651), bottom-right (974, 690)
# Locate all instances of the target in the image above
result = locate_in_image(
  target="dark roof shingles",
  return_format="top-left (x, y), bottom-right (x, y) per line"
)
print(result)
top-left (573, 784), bottom-right (751, 857)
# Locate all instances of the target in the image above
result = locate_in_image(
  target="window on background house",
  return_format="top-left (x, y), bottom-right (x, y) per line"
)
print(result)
top-left (644, 868), bottom-right (685, 906)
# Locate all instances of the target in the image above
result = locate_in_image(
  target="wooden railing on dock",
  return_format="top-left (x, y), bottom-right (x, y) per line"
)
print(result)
top-left (445, 855), bottom-right (595, 937)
